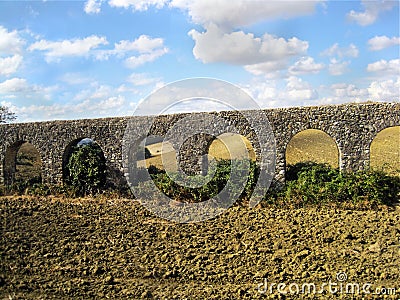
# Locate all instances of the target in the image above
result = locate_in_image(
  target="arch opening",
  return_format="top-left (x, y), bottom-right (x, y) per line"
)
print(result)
top-left (3, 141), bottom-right (42, 186)
top-left (139, 136), bottom-right (178, 172)
top-left (285, 129), bottom-right (339, 178)
top-left (133, 133), bottom-right (258, 202)
top-left (62, 138), bottom-right (107, 193)
top-left (141, 133), bottom-right (256, 172)
top-left (127, 136), bottom-right (173, 184)
top-left (208, 133), bottom-right (256, 162)
top-left (370, 126), bottom-right (400, 175)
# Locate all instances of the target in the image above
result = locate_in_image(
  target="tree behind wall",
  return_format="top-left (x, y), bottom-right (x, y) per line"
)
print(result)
top-left (0, 106), bottom-right (16, 123)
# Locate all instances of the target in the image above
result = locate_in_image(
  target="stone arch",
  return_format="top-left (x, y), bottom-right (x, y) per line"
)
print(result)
top-left (370, 126), bottom-right (400, 174)
top-left (285, 129), bottom-right (340, 171)
top-left (3, 141), bottom-right (43, 185)
top-left (62, 137), bottom-right (106, 185)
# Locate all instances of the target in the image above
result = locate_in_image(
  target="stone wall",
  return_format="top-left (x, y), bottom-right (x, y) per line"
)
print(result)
top-left (266, 102), bottom-right (400, 181)
top-left (0, 102), bottom-right (399, 187)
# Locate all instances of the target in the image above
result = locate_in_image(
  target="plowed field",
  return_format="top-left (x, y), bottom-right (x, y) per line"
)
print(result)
top-left (1, 196), bottom-right (399, 299)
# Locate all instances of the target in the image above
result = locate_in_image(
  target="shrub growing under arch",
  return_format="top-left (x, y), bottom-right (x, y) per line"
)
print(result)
top-left (275, 162), bottom-right (400, 207)
top-left (66, 142), bottom-right (106, 196)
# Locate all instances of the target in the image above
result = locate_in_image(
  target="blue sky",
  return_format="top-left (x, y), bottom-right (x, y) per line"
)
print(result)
top-left (0, 0), bottom-right (399, 122)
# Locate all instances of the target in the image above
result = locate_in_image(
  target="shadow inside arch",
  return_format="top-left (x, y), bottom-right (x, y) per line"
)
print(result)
top-left (3, 141), bottom-right (42, 186)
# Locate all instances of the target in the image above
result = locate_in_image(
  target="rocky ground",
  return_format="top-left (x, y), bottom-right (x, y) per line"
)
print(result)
top-left (1, 196), bottom-right (399, 299)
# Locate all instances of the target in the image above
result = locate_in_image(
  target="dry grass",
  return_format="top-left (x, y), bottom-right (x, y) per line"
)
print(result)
top-left (286, 129), bottom-right (339, 168)
top-left (208, 134), bottom-right (256, 161)
top-left (370, 126), bottom-right (400, 175)
top-left (286, 127), bottom-right (399, 175)
top-left (15, 142), bottom-right (42, 181)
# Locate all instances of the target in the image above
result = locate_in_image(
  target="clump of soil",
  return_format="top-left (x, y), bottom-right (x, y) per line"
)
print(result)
top-left (1, 196), bottom-right (399, 299)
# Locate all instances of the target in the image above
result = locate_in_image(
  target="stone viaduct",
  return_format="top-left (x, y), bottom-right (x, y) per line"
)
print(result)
top-left (0, 102), bottom-right (399, 189)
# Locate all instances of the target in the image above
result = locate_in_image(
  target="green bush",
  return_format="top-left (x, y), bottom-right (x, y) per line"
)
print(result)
top-left (65, 143), bottom-right (107, 196)
top-left (2, 156), bottom-right (398, 209)
top-left (270, 162), bottom-right (400, 208)
top-left (142, 160), bottom-right (400, 208)
top-left (147, 159), bottom-right (259, 203)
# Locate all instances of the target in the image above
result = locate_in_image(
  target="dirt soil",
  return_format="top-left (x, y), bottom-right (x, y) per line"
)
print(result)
top-left (1, 196), bottom-right (399, 299)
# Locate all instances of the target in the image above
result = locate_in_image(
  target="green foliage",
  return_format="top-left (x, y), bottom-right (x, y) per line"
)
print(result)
top-left (145, 159), bottom-right (259, 203)
top-left (2, 154), bottom-right (398, 210)
top-left (65, 143), bottom-right (107, 196)
top-left (268, 162), bottom-right (400, 208)
top-left (145, 160), bottom-right (400, 208)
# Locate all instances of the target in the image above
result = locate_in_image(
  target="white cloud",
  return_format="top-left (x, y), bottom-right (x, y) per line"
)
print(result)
top-left (4, 79), bottom-right (134, 122)
top-left (347, 0), bottom-right (397, 26)
top-left (246, 75), bottom-right (399, 109)
top-left (288, 56), bottom-right (324, 75)
top-left (347, 9), bottom-right (376, 26)
top-left (0, 55), bottom-right (23, 76)
top-left (244, 60), bottom-right (288, 78)
top-left (89, 85), bottom-right (113, 99)
top-left (84, 0), bottom-right (103, 14)
top-left (28, 34), bottom-right (167, 67)
top-left (108, 0), bottom-right (168, 10)
top-left (173, 1), bottom-right (320, 77)
top-left (73, 83), bottom-right (111, 102)
top-left (10, 93), bottom-right (130, 122)
top-left (242, 80), bottom-right (279, 106)
top-left (330, 83), bottom-right (368, 98)
top-left (367, 59), bottom-right (400, 75)
top-left (285, 76), bottom-right (318, 100)
top-left (321, 43), bottom-right (359, 58)
top-left (328, 58), bottom-right (350, 76)
top-left (368, 35), bottom-right (400, 51)
top-left (98, 95), bottom-right (125, 110)
top-left (114, 35), bottom-right (165, 54)
top-left (0, 26), bottom-right (25, 55)
top-left (60, 73), bottom-right (94, 85)
top-left (321, 44), bottom-right (357, 76)
top-left (0, 78), bottom-right (29, 93)
top-left (127, 73), bottom-right (162, 86)
top-left (243, 76), bottom-right (319, 108)
top-left (189, 24), bottom-right (308, 65)
top-left (321, 78), bottom-right (399, 104)
top-left (170, 0), bottom-right (324, 29)
top-left (124, 48), bottom-right (168, 68)
top-left (0, 77), bottom-right (55, 101)
top-left (101, 0), bottom-right (323, 28)
top-left (246, 56), bottom-right (324, 79)
top-left (71, 82), bottom-right (140, 114)
top-left (367, 77), bottom-right (400, 101)
top-left (116, 83), bottom-right (141, 94)
top-left (95, 35), bottom-right (168, 66)
top-left (28, 35), bottom-right (108, 62)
